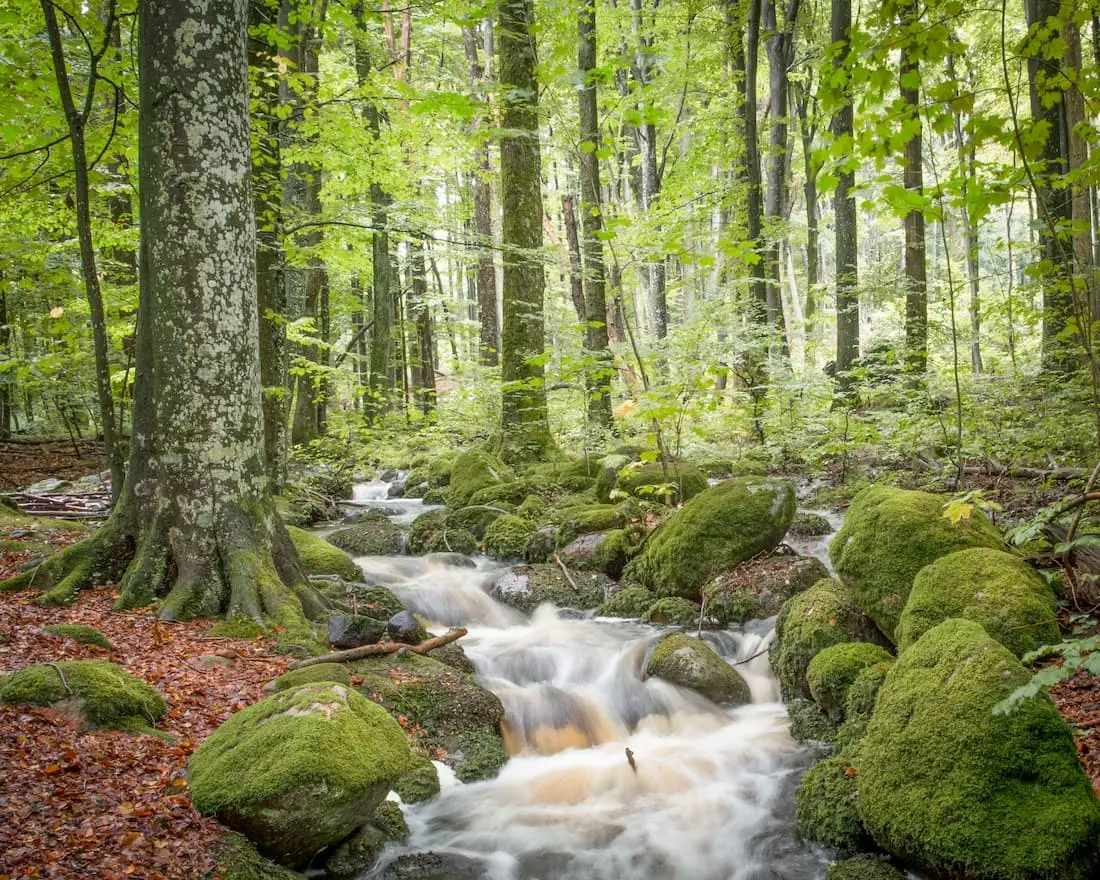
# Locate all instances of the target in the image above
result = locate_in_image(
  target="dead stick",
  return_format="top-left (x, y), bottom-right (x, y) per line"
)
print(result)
top-left (553, 554), bottom-right (580, 592)
top-left (288, 628), bottom-right (468, 670)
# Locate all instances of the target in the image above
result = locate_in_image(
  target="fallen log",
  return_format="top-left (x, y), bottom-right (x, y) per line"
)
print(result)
top-left (288, 627), bottom-right (468, 671)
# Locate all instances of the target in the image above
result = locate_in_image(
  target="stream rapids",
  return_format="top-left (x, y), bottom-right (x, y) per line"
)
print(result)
top-left (342, 480), bottom-right (836, 880)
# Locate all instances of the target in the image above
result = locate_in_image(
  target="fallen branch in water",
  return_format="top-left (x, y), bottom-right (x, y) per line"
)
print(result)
top-left (732, 646), bottom-right (770, 666)
top-left (288, 628), bottom-right (468, 670)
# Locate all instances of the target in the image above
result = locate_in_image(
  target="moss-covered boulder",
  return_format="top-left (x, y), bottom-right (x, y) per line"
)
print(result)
top-left (287, 526), bottom-right (361, 581)
top-left (806, 642), bottom-right (892, 722)
top-left (265, 663), bottom-right (350, 693)
top-left (645, 633), bottom-right (750, 705)
top-left (42, 623), bottom-right (113, 650)
top-left (556, 527), bottom-right (639, 578)
top-left (829, 487), bottom-right (1003, 641)
top-left (189, 683), bottom-right (412, 867)
top-left (595, 453), bottom-right (633, 502)
top-left (642, 596), bottom-right (701, 626)
top-left (772, 579), bottom-right (888, 701)
top-left (406, 510), bottom-right (477, 556)
top-left (516, 493), bottom-right (548, 521)
top-left (356, 652), bottom-right (507, 783)
top-left (206, 833), bottom-right (306, 880)
top-left (490, 563), bottom-right (612, 613)
top-left (445, 505), bottom-right (509, 541)
top-left (787, 697), bottom-right (838, 744)
top-left (597, 584), bottom-right (657, 618)
top-left (470, 479), bottom-right (546, 508)
top-left (795, 755), bottom-right (872, 853)
top-left (834, 659), bottom-right (894, 753)
top-left (326, 520), bottom-right (406, 556)
top-left (613, 461), bottom-right (708, 504)
top-left (393, 751), bottom-right (441, 804)
top-left (445, 450), bottom-right (513, 508)
top-left (859, 619), bottom-right (1100, 880)
top-left (702, 554), bottom-right (829, 625)
top-left (0, 660), bottom-right (165, 730)
top-left (323, 801), bottom-right (409, 879)
top-left (551, 502), bottom-right (626, 546)
top-left (826, 856), bottom-right (906, 880)
top-left (895, 547), bottom-right (1059, 657)
top-left (623, 476), bottom-right (795, 600)
top-left (789, 511), bottom-right (834, 537)
top-left (483, 514), bottom-right (535, 561)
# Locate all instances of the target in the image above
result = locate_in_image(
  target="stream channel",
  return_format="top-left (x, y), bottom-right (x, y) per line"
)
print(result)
top-left (337, 480), bottom-right (843, 880)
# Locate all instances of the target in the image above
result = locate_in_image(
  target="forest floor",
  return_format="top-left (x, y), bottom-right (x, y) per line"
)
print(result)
top-left (0, 547), bottom-right (290, 879)
top-left (0, 437), bottom-right (107, 491)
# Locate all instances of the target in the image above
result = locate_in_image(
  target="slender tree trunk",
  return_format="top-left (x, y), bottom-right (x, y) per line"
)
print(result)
top-left (498, 0), bottom-right (551, 459)
top-left (794, 77), bottom-right (820, 353)
top-left (762, 0), bottom-right (800, 351)
top-left (899, 0), bottom-right (927, 374)
top-left (562, 194), bottom-right (587, 323)
top-left (744, 0), bottom-right (768, 319)
top-left (578, 0), bottom-right (613, 428)
top-left (409, 237), bottom-right (436, 414)
top-left (832, 0), bottom-right (859, 385)
top-left (0, 287), bottom-right (9, 438)
top-left (42, 0), bottom-right (124, 500)
top-left (464, 23), bottom-right (501, 365)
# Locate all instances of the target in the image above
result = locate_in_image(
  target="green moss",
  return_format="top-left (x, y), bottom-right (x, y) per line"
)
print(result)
top-left (595, 453), bottom-right (633, 502)
top-left (421, 487), bottom-right (447, 505)
top-left (327, 521), bottom-right (406, 556)
top-left (207, 833), bottom-right (305, 880)
top-left (806, 642), bottom-right (892, 722)
top-left (0, 660), bottom-right (165, 730)
top-left (835, 660), bottom-right (894, 752)
top-left (702, 555), bottom-right (830, 626)
top-left (406, 511), bottom-right (477, 555)
top-left (829, 486), bottom-right (1003, 641)
top-left (427, 458), bottom-right (453, 487)
top-left (445, 505), bottom-right (507, 540)
top-left (287, 526), bottom-right (361, 581)
top-left (859, 619), bottom-right (1100, 880)
top-left (208, 617), bottom-right (268, 639)
top-left (552, 503), bottom-right (626, 546)
top-left (42, 623), bottom-right (113, 650)
top-left (446, 449), bottom-right (514, 507)
top-left (623, 476), bottom-right (795, 600)
top-left (516, 493), bottom-right (549, 521)
top-left (598, 585), bottom-right (656, 618)
top-left (189, 683), bottom-right (413, 866)
top-left (469, 479), bottom-right (547, 507)
top-left (394, 751), bottom-right (441, 804)
top-left (826, 856), bottom-right (906, 880)
top-left (483, 515), bottom-right (535, 561)
top-left (772, 579), bottom-right (888, 701)
top-left (613, 461), bottom-right (708, 504)
top-left (896, 547), bottom-right (1058, 657)
top-left (787, 697), bottom-right (838, 744)
top-left (356, 652), bottom-right (507, 783)
top-left (789, 512), bottom-right (834, 537)
top-left (645, 633), bottom-right (751, 705)
top-left (268, 663), bottom-right (350, 692)
top-left (490, 563), bottom-right (612, 613)
top-left (795, 755), bottom-right (873, 853)
top-left (642, 596), bottom-right (701, 626)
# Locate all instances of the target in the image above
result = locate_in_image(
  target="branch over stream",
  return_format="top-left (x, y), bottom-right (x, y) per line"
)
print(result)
top-left (287, 628), bottom-right (468, 670)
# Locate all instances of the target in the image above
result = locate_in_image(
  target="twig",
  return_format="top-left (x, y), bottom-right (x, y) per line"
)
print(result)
top-left (732, 646), bottom-right (769, 666)
top-left (1065, 461), bottom-right (1100, 549)
top-left (288, 628), bottom-right (468, 670)
top-left (553, 554), bottom-right (580, 592)
top-left (45, 662), bottom-right (74, 697)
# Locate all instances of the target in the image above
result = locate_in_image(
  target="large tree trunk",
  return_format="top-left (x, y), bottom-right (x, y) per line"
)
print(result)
top-left (578, 0), bottom-right (613, 429)
top-left (832, 0), bottom-right (859, 386)
top-left (899, 0), bottom-right (927, 374)
top-left (464, 22), bottom-right (500, 365)
top-left (250, 0), bottom-right (289, 491)
top-left (498, 0), bottom-right (551, 460)
top-left (762, 0), bottom-right (800, 350)
top-left (4, 0), bottom-right (326, 630)
top-left (42, 0), bottom-right (124, 500)
top-left (1024, 0), bottom-right (1075, 373)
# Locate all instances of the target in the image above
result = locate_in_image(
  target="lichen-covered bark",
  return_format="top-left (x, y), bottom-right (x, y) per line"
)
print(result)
top-left (498, 0), bottom-right (552, 460)
top-left (3, 0), bottom-right (325, 631)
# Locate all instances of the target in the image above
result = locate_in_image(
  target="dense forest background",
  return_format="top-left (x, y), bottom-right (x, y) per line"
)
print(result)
top-left (1, 0), bottom-right (1098, 481)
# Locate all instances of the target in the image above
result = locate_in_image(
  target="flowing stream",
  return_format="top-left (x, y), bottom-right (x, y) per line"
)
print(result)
top-left (339, 485), bottom-right (833, 880)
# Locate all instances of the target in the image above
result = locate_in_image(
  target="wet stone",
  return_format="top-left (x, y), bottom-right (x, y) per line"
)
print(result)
top-left (388, 610), bottom-right (421, 644)
top-left (424, 552), bottom-right (478, 569)
top-left (329, 614), bottom-right (387, 649)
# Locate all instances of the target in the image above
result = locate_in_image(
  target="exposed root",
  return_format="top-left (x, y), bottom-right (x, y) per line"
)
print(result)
top-left (0, 523), bottom-right (130, 607)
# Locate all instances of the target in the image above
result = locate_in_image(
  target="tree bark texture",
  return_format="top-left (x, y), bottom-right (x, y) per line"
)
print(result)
top-left (899, 0), bottom-right (927, 374)
top-left (742, 0), bottom-right (768, 320)
top-left (498, 0), bottom-right (551, 459)
top-left (832, 0), bottom-right (859, 383)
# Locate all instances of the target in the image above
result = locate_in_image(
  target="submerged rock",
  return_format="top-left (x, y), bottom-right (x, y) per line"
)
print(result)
top-left (188, 682), bottom-right (413, 867)
top-left (645, 632), bottom-right (750, 706)
top-left (623, 476), bottom-right (795, 601)
top-left (597, 584), bottom-right (657, 618)
top-left (374, 852), bottom-right (486, 880)
top-left (490, 563), bottom-right (612, 613)
top-left (859, 619), bottom-right (1100, 880)
top-left (407, 510), bottom-right (477, 556)
top-left (829, 486), bottom-right (1002, 641)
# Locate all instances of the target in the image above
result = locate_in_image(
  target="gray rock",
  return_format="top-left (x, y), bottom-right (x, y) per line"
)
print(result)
top-left (328, 614), bottom-right (387, 649)
top-left (388, 610), bottom-right (420, 644)
top-left (375, 852), bottom-right (486, 880)
top-left (424, 552), bottom-right (477, 569)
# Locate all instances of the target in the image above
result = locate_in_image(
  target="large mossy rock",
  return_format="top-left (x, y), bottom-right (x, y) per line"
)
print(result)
top-left (483, 514), bottom-right (535, 561)
top-left (445, 450), bottom-right (514, 508)
top-left (622, 476), bottom-right (795, 601)
top-left (287, 526), bottom-right (361, 580)
top-left (551, 502), bottom-right (626, 546)
top-left (645, 633), bottom-right (750, 705)
top-left (206, 833), bottom-right (306, 880)
top-left (806, 642), bottom-right (892, 722)
top-left (772, 578), bottom-right (888, 701)
top-left (0, 660), bottom-right (165, 731)
top-left (355, 652), bottom-right (508, 783)
top-left (895, 547), bottom-right (1059, 657)
top-left (859, 619), bottom-right (1100, 880)
top-left (598, 584), bottom-right (657, 618)
top-left (557, 528), bottom-right (639, 578)
top-left (445, 505), bottom-right (508, 540)
top-left (613, 461), bottom-right (708, 504)
top-left (795, 755), bottom-right (873, 853)
top-left (406, 510), bottom-right (477, 556)
top-left (490, 563), bottom-right (612, 613)
top-left (702, 554), bottom-right (829, 625)
top-left (326, 519), bottom-right (406, 556)
top-left (323, 801), bottom-right (409, 879)
top-left (829, 487), bottom-right (1002, 641)
top-left (595, 453), bottom-right (633, 502)
top-left (189, 683), bottom-right (413, 867)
